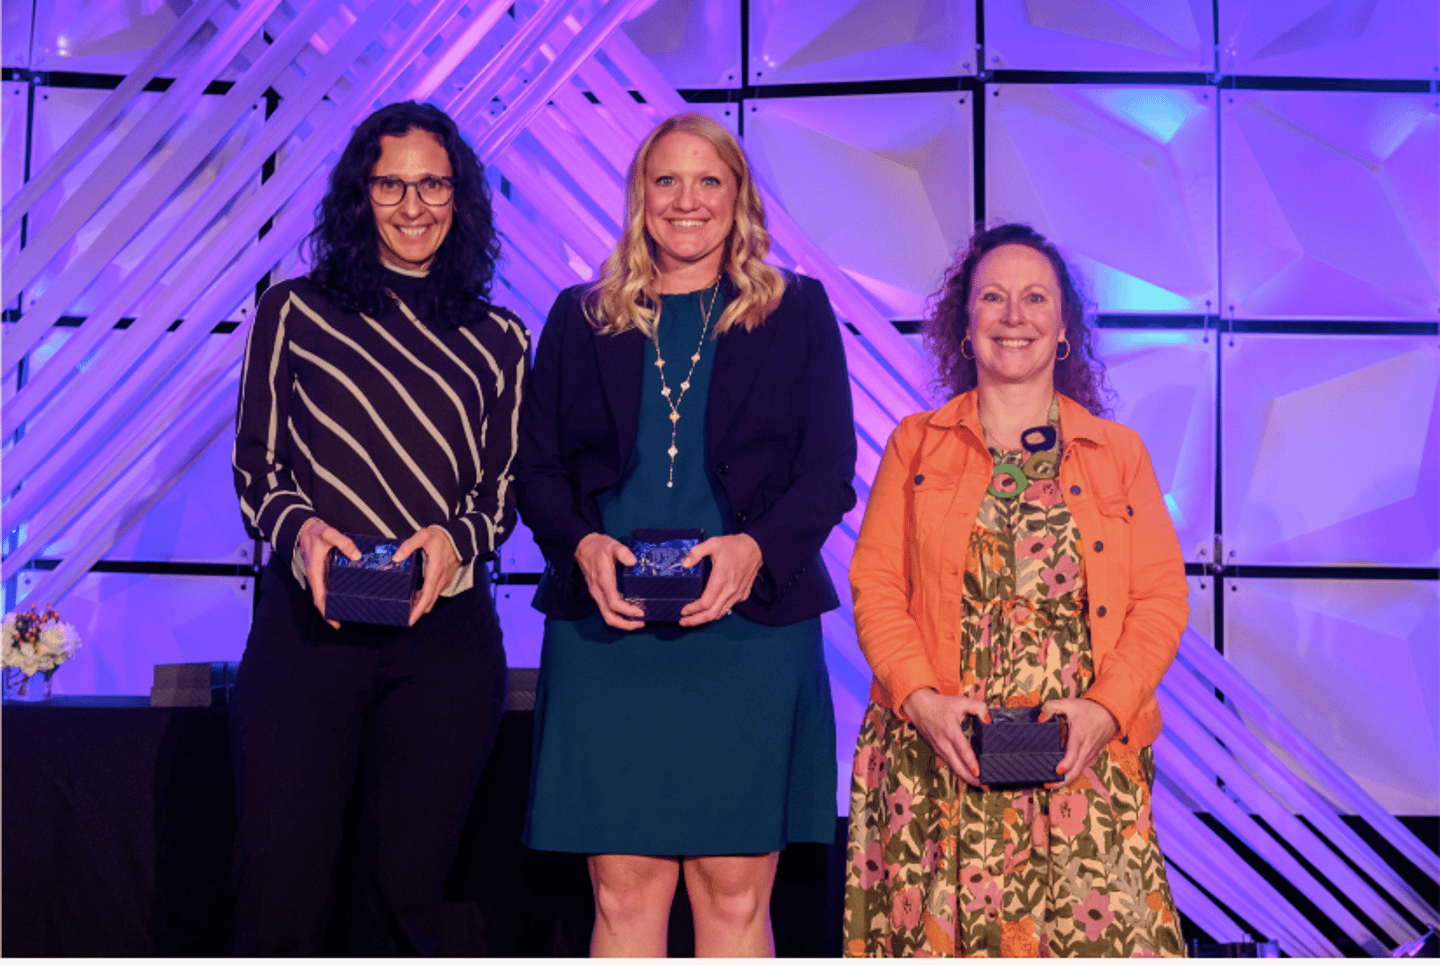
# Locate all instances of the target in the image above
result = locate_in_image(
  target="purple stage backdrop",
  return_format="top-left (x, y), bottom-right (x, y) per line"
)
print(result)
top-left (1, 2), bottom-right (1437, 949)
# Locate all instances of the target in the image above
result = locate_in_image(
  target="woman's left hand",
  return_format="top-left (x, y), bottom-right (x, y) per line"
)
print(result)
top-left (1040, 697), bottom-right (1120, 790)
top-left (678, 533), bottom-right (763, 627)
top-left (395, 526), bottom-right (460, 626)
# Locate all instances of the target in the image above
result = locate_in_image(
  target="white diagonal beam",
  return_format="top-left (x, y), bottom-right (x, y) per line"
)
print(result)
top-left (1, 0), bottom-right (339, 385)
top-left (3, 0), bottom-right (422, 490)
top-left (1155, 779), bottom-right (1334, 956)
top-left (10, 0), bottom-right (647, 594)
top-left (1161, 642), bottom-right (1438, 928)
top-left (463, 0), bottom-right (653, 158)
top-left (15, 364), bottom-right (241, 611)
top-left (1, 0), bottom-right (287, 304)
top-left (1160, 691), bottom-right (1408, 946)
top-left (440, 0), bottom-right (584, 121)
top-left (0, 0), bottom-right (232, 230)
top-left (1177, 633), bottom-right (1440, 883)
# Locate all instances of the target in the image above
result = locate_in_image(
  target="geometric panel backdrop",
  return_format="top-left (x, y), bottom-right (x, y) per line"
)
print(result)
top-left (1218, 0), bottom-right (1440, 80)
top-left (985, 0), bottom-right (1214, 72)
top-left (500, 519), bottom-right (548, 583)
top-left (496, 583), bottom-right (546, 672)
top-left (1186, 575), bottom-right (1214, 646)
top-left (746, 91), bottom-right (974, 319)
top-left (1221, 334), bottom-right (1440, 566)
top-left (622, 0), bottom-right (741, 88)
top-left (1, 81), bottom-right (22, 266)
top-left (30, 0), bottom-right (187, 74)
top-left (16, 571), bottom-right (252, 697)
top-left (103, 436), bottom-right (252, 564)
top-left (19, 324), bottom-right (243, 565)
top-left (748, 0), bottom-right (976, 85)
top-left (1095, 329), bottom-right (1214, 560)
top-left (688, 101), bottom-right (742, 134)
top-left (2, 0), bottom-right (29, 67)
top-left (26, 86), bottom-right (262, 319)
top-left (36, 431), bottom-right (252, 564)
top-left (1221, 90), bottom-right (1440, 321)
top-left (1224, 577), bottom-right (1440, 816)
top-left (986, 83), bottom-right (1218, 314)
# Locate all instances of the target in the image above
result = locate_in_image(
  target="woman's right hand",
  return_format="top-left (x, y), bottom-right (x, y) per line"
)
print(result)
top-left (901, 688), bottom-right (991, 788)
top-left (297, 517), bottom-right (360, 630)
top-left (575, 532), bottom-right (645, 631)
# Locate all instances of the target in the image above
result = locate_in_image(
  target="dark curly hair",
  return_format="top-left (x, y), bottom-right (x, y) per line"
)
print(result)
top-left (306, 101), bottom-right (500, 329)
top-left (924, 222), bottom-right (1112, 417)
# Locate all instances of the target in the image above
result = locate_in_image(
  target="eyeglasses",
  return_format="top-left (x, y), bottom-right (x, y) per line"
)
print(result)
top-left (367, 176), bottom-right (455, 206)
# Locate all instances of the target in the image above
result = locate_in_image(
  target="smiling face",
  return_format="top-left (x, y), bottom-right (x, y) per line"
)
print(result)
top-left (968, 243), bottom-right (1065, 390)
top-left (642, 131), bottom-right (738, 282)
top-left (370, 128), bottom-right (453, 272)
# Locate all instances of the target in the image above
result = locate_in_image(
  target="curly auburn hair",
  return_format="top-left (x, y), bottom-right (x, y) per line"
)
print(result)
top-left (306, 101), bottom-right (501, 330)
top-left (925, 223), bottom-right (1112, 417)
top-left (585, 112), bottom-right (786, 337)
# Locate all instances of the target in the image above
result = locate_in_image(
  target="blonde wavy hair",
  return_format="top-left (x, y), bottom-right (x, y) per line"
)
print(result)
top-left (584, 112), bottom-right (787, 336)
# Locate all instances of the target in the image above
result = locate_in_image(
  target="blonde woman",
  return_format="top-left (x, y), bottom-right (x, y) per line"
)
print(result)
top-left (515, 113), bottom-right (856, 957)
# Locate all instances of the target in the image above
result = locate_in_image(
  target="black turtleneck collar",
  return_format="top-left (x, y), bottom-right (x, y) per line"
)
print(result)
top-left (382, 263), bottom-right (429, 310)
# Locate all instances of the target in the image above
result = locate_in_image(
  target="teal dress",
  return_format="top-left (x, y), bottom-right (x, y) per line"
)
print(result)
top-left (523, 287), bottom-right (838, 855)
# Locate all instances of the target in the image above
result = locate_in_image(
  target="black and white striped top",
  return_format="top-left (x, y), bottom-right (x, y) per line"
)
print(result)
top-left (233, 265), bottom-right (529, 596)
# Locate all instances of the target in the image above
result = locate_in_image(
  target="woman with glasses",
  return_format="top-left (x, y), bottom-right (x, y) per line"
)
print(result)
top-left (230, 101), bottom-right (527, 955)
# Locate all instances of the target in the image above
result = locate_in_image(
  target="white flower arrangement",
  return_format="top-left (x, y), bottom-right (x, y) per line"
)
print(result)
top-left (3, 604), bottom-right (82, 679)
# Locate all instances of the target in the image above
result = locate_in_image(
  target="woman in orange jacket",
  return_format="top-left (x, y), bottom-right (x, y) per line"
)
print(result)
top-left (844, 224), bottom-right (1188, 957)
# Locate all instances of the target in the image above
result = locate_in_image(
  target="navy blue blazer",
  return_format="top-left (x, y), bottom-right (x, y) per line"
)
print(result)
top-left (514, 273), bottom-right (857, 627)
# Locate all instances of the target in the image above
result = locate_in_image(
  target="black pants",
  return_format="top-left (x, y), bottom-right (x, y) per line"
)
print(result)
top-left (230, 556), bottom-right (507, 956)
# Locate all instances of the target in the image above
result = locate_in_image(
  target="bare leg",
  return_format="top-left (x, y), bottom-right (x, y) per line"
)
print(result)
top-left (588, 853), bottom-right (681, 957)
top-left (684, 852), bottom-right (780, 958)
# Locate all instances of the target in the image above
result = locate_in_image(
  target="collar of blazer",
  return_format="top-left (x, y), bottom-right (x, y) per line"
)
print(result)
top-left (591, 277), bottom-right (788, 462)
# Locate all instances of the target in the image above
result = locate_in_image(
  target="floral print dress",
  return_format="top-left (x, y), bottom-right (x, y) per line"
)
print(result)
top-left (845, 408), bottom-right (1184, 957)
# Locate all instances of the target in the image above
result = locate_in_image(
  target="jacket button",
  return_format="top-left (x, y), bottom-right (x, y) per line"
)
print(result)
top-left (1094, 540), bottom-right (1104, 552)
top-left (1070, 485), bottom-right (1081, 495)
top-left (1126, 505), bottom-right (1134, 516)
top-left (717, 463), bottom-right (729, 476)
top-left (914, 474), bottom-right (924, 485)
top-left (736, 511), bottom-right (747, 524)
top-left (1097, 605), bottom-right (1107, 617)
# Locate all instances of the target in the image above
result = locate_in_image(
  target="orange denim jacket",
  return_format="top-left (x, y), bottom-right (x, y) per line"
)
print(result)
top-left (849, 391), bottom-right (1188, 750)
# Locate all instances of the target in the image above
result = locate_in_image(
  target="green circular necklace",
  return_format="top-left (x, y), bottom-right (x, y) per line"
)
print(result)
top-left (987, 424), bottom-right (1061, 499)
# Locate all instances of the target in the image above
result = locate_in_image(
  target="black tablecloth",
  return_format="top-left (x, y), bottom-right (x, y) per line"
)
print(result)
top-left (4, 698), bottom-right (234, 956)
top-left (2, 698), bottom-right (842, 957)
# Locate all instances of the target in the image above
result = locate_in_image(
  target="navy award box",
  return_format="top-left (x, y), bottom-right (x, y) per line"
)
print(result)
top-left (324, 533), bottom-right (424, 626)
top-left (971, 706), bottom-right (1067, 787)
top-left (617, 528), bottom-right (709, 622)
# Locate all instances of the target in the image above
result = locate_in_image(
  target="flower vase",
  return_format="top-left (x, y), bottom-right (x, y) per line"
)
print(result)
top-left (4, 666), bottom-right (53, 701)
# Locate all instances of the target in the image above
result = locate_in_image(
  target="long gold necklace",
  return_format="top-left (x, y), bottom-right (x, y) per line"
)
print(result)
top-left (653, 281), bottom-right (720, 489)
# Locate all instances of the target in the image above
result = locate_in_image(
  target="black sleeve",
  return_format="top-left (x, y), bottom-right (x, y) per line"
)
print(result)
top-left (514, 290), bottom-right (596, 590)
top-left (437, 309), bottom-right (530, 563)
top-left (232, 281), bottom-right (317, 573)
top-left (743, 276), bottom-right (858, 601)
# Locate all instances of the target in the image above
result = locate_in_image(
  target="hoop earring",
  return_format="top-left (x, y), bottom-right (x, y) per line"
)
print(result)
top-left (961, 336), bottom-right (975, 361)
top-left (1056, 338), bottom-right (1071, 361)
